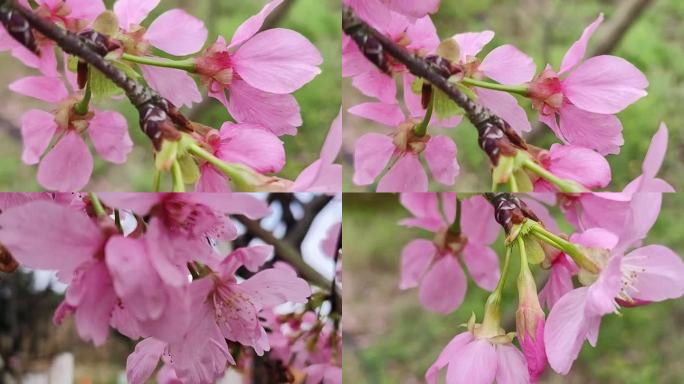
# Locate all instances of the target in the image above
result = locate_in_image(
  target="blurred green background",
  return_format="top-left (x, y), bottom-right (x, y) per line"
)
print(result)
top-left (343, 0), bottom-right (684, 192)
top-left (342, 193), bottom-right (684, 383)
top-left (0, 0), bottom-right (341, 191)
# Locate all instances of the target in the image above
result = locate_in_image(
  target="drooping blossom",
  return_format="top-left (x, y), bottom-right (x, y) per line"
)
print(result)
top-left (9, 75), bottom-right (132, 191)
top-left (194, 0), bottom-right (322, 136)
top-left (111, 0), bottom-right (208, 107)
top-left (399, 193), bottom-right (500, 313)
top-left (351, 103), bottom-right (458, 191)
top-left (516, 256), bottom-right (547, 382)
top-left (530, 14), bottom-right (648, 155)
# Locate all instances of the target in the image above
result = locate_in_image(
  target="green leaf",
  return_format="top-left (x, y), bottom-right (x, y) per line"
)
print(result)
top-left (67, 56), bottom-right (79, 73)
top-left (88, 62), bottom-right (139, 100)
top-left (433, 88), bottom-right (465, 119)
top-left (178, 154), bottom-right (200, 184)
top-left (411, 77), bottom-right (423, 94)
top-left (513, 169), bottom-right (534, 192)
top-left (523, 236), bottom-right (545, 264)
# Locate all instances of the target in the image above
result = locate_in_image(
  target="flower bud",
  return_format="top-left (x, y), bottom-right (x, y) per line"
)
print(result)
top-left (516, 266), bottom-right (547, 382)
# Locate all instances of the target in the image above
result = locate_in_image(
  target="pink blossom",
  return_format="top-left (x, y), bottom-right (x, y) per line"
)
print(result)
top-left (538, 253), bottom-right (578, 310)
top-left (350, 103), bottom-right (458, 191)
top-left (290, 111), bottom-right (343, 192)
top-left (516, 263), bottom-right (547, 382)
top-left (399, 193), bottom-right (500, 313)
top-left (9, 76), bottom-right (132, 191)
top-left (344, 0), bottom-right (440, 26)
top-left (194, 0), bottom-right (322, 135)
top-left (532, 144), bottom-right (611, 192)
top-left (531, 14), bottom-right (647, 155)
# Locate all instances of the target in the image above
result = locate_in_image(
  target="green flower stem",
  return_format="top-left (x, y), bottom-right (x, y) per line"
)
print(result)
top-left (186, 141), bottom-right (256, 192)
top-left (413, 93), bottom-right (433, 137)
top-left (461, 77), bottom-right (529, 96)
top-left (481, 246), bottom-right (512, 333)
top-left (529, 224), bottom-right (599, 273)
top-left (73, 83), bottom-right (91, 115)
top-left (121, 53), bottom-right (196, 72)
top-left (508, 173), bottom-right (519, 192)
top-left (153, 169), bottom-right (162, 192)
top-left (522, 159), bottom-right (586, 193)
top-left (171, 160), bottom-right (185, 192)
top-left (88, 193), bottom-right (106, 217)
top-left (449, 197), bottom-right (462, 235)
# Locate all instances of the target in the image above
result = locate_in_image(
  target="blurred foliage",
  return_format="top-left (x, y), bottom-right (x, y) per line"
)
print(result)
top-left (342, 193), bottom-right (684, 383)
top-left (0, 0), bottom-right (340, 191)
top-left (343, 0), bottom-right (684, 192)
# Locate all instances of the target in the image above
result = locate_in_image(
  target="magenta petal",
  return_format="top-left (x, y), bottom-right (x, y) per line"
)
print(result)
top-left (424, 135), bottom-right (459, 186)
top-left (547, 144), bottom-right (611, 189)
top-left (9, 76), bottom-right (68, 103)
top-left (419, 256), bottom-right (467, 313)
top-left (476, 88), bottom-right (531, 133)
top-left (20, 109), bottom-right (57, 164)
top-left (233, 29), bottom-right (322, 94)
top-left (196, 165), bottom-right (230, 192)
top-left (539, 256), bottom-right (576, 310)
top-left (399, 239), bottom-right (437, 289)
top-left (352, 133), bottom-right (395, 185)
top-left (217, 123), bottom-right (285, 173)
top-left (114, 0), bottom-right (160, 29)
top-left (451, 31), bottom-right (495, 60)
top-left (140, 65), bottom-right (201, 108)
top-left (377, 154), bottom-right (428, 192)
top-left (480, 44), bottom-right (536, 84)
top-left (88, 110), bottom-right (133, 164)
top-left (37, 132), bottom-right (93, 191)
top-left (495, 344), bottom-right (530, 384)
top-left (558, 103), bottom-right (623, 155)
top-left (559, 13), bottom-right (603, 73)
top-left (544, 287), bottom-right (589, 375)
top-left (126, 338), bottom-right (165, 384)
top-left (446, 339), bottom-right (497, 384)
top-left (348, 102), bottom-right (406, 127)
top-left (462, 243), bottom-right (500, 291)
top-left (146, 9), bottom-right (207, 55)
top-left (229, 0), bottom-right (285, 48)
top-left (460, 195), bottom-right (499, 245)
top-left (563, 55), bottom-right (648, 114)
top-left (624, 245), bottom-right (684, 302)
top-left (227, 79), bottom-right (301, 136)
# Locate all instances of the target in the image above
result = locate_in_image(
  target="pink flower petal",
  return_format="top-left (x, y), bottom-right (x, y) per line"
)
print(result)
top-left (140, 65), bottom-right (201, 108)
top-left (624, 245), bottom-right (684, 302)
top-left (462, 243), bottom-right (500, 291)
top-left (37, 132), bottom-right (93, 191)
top-left (560, 14), bottom-right (603, 74)
top-left (65, 0), bottom-right (105, 21)
top-left (446, 339), bottom-right (497, 383)
top-left (9, 76), bottom-right (67, 103)
top-left (377, 154), bottom-right (428, 192)
top-left (539, 256), bottom-right (576, 310)
top-left (196, 165), bottom-right (230, 192)
top-left (480, 44), bottom-right (536, 84)
top-left (419, 256), bottom-right (467, 313)
top-left (88, 110), bottom-right (133, 164)
top-left (424, 135), bottom-right (458, 186)
top-left (521, 197), bottom-right (560, 234)
top-left (114, 0), bottom-right (160, 30)
top-left (348, 102), bottom-right (406, 127)
top-left (495, 344), bottom-right (530, 384)
top-left (241, 268), bottom-right (311, 308)
top-left (451, 31), bottom-right (495, 60)
top-left (398, 192), bottom-right (444, 230)
top-left (68, 260), bottom-right (117, 346)
top-left (351, 68), bottom-right (397, 104)
top-left (233, 29), bottom-right (322, 94)
top-left (547, 144), bottom-right (611, 189)
top-left (227, 79), bottom-right (301, 136)
top-left (20, 109), bottom-right (57, 164)
top-left (425, 332), bottom-right (473, 384)
top-left (642, 122), bottom-right (668, 180)
top-left (563, 55), bottom-right (648, 114)
top-left (399, 239), bottom-right (437, 289)
top-left (544, 287), bottom-right (589, 375)
top-left (460, 195), bottom-right (499, 245)
top-left (476, 88), bottom-right (531, 133)
top-left (217, 123), bottom-right (285, 173)
top-left (126, 338), bottom-right (165, 384)
top-left (558, 103), bottom-right (623, 155)
top-left (97, 193), bottom-right (162, 214)
top-left (11, 42), bottom-right (58, 76)
top-left (405, 15), bottom-right (440, 52)
top-left (352, 133), bottom-right (395, 185)
top-left (229, 0), bottom-right (285, 49)
top-left (385, 0), bottom-right (440, 18)
top-left (146, 9), bottom-right (207, 56)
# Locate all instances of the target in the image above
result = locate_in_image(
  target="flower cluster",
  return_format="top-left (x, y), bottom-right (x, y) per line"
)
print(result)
top-left (0, 192), bottom-right (341, 383)
top-left (396, 191), bottom-right (683, 383)
top-left (344, 5), bottom-right (658, 192)
top-left (1, 0), bottom-right (341, 192)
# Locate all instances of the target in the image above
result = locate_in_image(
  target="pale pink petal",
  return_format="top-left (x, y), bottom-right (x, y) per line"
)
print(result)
top-left (405, 15), bottom-right (440, 52)
top-left (584, 251), bottom-right (622, 318)
top-left (399, 239), bottom-right (437, 289)
top-left (320, 111), bottom-right (342, 166)
top-left (440, 192), bottom-right (457, 223)
top-left (196, 165), bottom-right (230, 192)
top-left (227, 79), bottom-right (301, 136)
top-left (570, 227), bottom-right (619, 250)
top-left (67, 260), bottom-right (117, 346)
top-left (37, 132), bottom-right (93, 191)
top-left (451, 31), bottom-right (495, 60)
top-left (113, 0), bottom-right (160, 30)
top-left (0, 200), bottom-right (101, 272)
top-left (386, 0), bottom-right (440, 18)
top-left (352, 133), bottom-right (395, 185)
top-left (140, 65), bottom-right (201, 108)
top-left (480, 44), bottom-right (536, 84)
top-left (539, 257), bottom-right (575, 310)
top-left (88, 110), bottom-right (133, 164)
top-left (97, 193), bottom-right (162, 214)
top-left (9, 76), bottom-right (68, 103)
top-left (424, 135), bottom-right (458, 186)
top-left (460, 195), bottom-right (499, 245)
top-left (624, 245), bottom-right (684, 302)
top-left (229, 0), bottom-right (285, 49)
top-left (547, 144), bottom-right (611, 189)
top-left (217, 123), bottom-right (285, 173)
top-left (446, 339), bottom-right (497, 384)
top-left (230, 245), bottom-right (273, 273)
top-left (348, 102), bottom-right (406, 127)
top-left (351, 69), bottom-right (397, 104)
top-left (544, 287), bottom-right (589, 375)
top-left (563, 55), bottom-right (648, 114)
top-left (146, 9), bottom-right (207, 55)
top-left (233, 29), bottom-right (322, 94)
top-left (65, 0), bottom-right (105, 21)
top-left (11, 42), bottom-right (58, 76)
top-left (425, 332), bottom-right (473, 384)
top-left (342, 35), bottom-right (374, 77)
top-left (398, 192), bottom-right (443, 230)
top-left (476, 88), bottom-right (531, 133)
top-left (495, 344), bottom-right (530, 384)
top-left (377, 154), bottom-right (428, 192)
top-left (642, 123), bottom-right (668, 180)
top-left (419, 256), bottom-right (467, 313)
top-left (156, 364), bottom-right (181, 384)
top-left (558, 103), bottom-right (623, 155)
top-left (560, 14), bottom-right (604, 74)
top-left (126, 338), bottom-right (165, 384)
top-left (462, 243), bottom-right (500, 291)
top-left (20, 109), bottom-right (57, 164)
top-left (241, 268), bottom-right (311, 309)
top-left (291, 161), bottom-right (342, 192)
